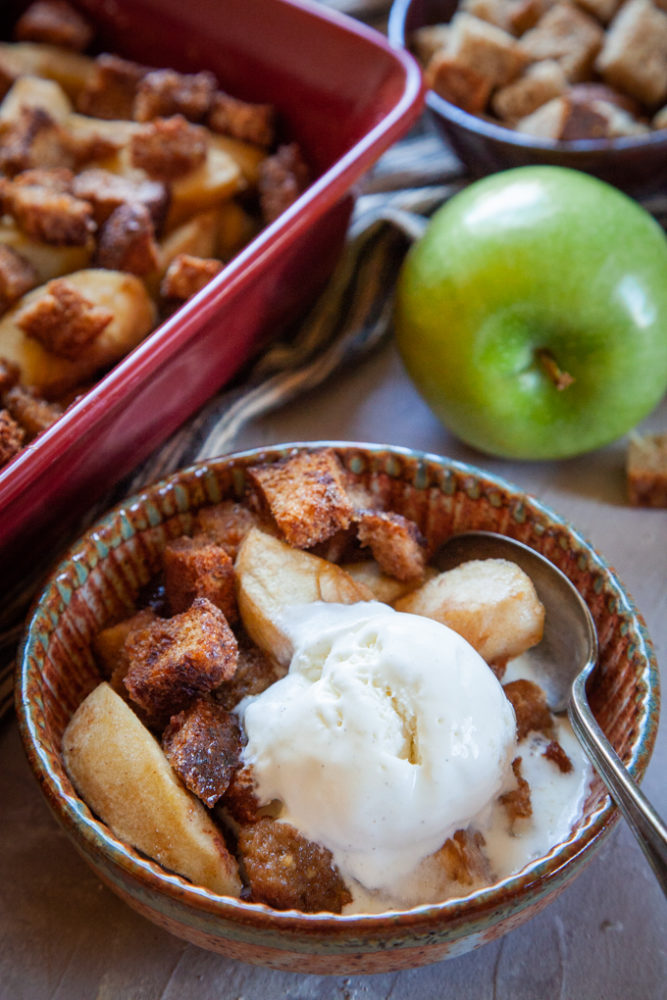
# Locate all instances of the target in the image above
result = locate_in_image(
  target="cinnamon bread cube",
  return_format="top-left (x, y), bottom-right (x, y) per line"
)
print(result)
top-left (492, 59), bottom-right (567, 121)
top-left (573, 0), bottom-right (621, 24)
top-left (123, 597), bottom-right (238, 729)
top-left (75, 53), bottom-right (149, 120)
top-left (14, 1), bottom-right (94, 52)
top-left (425, 49), bottom-right (494, 112)
top-left (448, 12), bottom-right (530, 87)
top-left (462, 0), bottom-right (545, 34)
top-left (596, 0), bottom-right (667, 107)
top-left (247, 448), bottom-right (355, 550)
top-left (355, 509), bottom-right (427, 582)
top-left (519, 3), bottom-right (605, 81)
top-left (0, 408), bottom-right (24, 466)
top-left (238, 817), bottom-right (352, 913)
top-left (163, 533), bottom-right (238, 621)
top-left (196, 500), bottom-right (262, 559)
top-left (162, 696), bottom-right (243, 807)
top-left (627, 432), bottom-right (667, 508)
top-left (503, 678), bottom-right (554, 739)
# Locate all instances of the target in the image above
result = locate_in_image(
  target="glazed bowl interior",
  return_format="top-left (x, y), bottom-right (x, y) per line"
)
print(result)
top-left (388, 0), bottom-right (667, 195)
top-left (16, 443), bottom-right (659, 974)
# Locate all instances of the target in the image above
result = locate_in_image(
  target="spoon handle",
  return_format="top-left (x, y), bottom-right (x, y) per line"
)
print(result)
top-left (569, 674), bottom-right (667, 897)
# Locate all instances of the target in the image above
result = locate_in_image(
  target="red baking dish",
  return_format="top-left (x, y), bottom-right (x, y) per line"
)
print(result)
top-left (0, 0), bottom-right (423, 578)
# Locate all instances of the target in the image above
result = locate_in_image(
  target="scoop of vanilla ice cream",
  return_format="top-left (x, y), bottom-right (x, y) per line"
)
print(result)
top-left (237, 601), bottom-right (517, 898)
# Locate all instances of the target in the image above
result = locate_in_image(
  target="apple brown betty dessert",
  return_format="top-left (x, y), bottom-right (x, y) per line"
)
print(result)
top-left (0, 1), bottom-right (310, 469)
top-left (62, 447), bottom-right (590, 913)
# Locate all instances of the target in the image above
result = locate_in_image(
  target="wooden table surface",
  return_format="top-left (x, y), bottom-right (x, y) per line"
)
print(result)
top-left (2, 336), bottom-right (665, 1000)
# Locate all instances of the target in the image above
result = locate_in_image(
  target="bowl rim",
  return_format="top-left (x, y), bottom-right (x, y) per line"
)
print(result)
top-left (387, 0), bottom-right (667, 155)
top-left (15, 440), bottom-right (660, 939)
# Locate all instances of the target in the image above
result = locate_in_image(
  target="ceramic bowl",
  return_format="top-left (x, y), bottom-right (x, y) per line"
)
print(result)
top-left (16, 442), bottom-right (659, 974)
top-left (0, 0), bottom-right (423, 579)
top-left (388, 0), bottom-right (667, 196)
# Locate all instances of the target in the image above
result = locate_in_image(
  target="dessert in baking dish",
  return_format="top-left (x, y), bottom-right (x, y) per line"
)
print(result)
top-left (0, 1), bottom-right (309, 468)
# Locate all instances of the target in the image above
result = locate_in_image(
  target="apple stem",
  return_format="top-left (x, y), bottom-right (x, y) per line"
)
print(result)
top-left (536, 348), bottom-right (575, 391)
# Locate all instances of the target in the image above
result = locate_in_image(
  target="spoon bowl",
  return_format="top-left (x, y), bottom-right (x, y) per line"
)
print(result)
top-left (437, 530), bottom-right (667, 896)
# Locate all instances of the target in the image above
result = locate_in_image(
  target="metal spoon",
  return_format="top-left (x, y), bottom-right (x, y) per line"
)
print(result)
top-left (436, 530), bottom-right (667, 895)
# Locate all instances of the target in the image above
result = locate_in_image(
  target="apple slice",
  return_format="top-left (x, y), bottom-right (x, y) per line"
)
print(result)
top-left (394, 558), bottom-right (544, 666)
top-left (235, 528), bottom-right (374, 665)
top-left (62, 682), bottom-right (242, 897)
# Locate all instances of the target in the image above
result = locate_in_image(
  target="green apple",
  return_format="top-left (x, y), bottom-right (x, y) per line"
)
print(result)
top-left (394, 166), bottom-right (667, 460)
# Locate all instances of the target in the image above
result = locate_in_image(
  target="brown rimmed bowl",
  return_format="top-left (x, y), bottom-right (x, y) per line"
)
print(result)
top-left (388, 0), bottom-right (667, 196)
top-left (16, 442), bottom-right (659, 974)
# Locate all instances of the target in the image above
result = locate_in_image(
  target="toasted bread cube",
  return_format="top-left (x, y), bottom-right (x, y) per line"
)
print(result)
top-left (162, 697), bottom-right (242, 807)
top-left (247, 448), bottom-right (355, 550)
top-left (394, 558), bottom-right (545, 666)
top-left (425, 49), bottom-right (493, 112)
top-left (516, 92), bottom-right (648, 138)
top-left (411, 23), bottom-right (451, 65)
top-left (92, 608), bottom-right (157, 680)
top-left (0, 408), bottom-right (24, 466)
top-left (503, 678), bottom-right (554, 739)
top-left (163, 533), bottom-right (238, 621)
top-left (62, 682), bottom-right (241, 896)
top-left (196, 500), bottom-right (262, 559)
top-left (94, 202), bottom-right (160, 277)
top-left (627, 432), bottom-right (667, 508)
top-left (519, 3), bottom-right (604, 81)
top-left (596, 0), bottom-right (667, 107)
top-left (428, 828), bottom-right (493, 888)
top-left (492, 59), bottom-right (567, 121)
top-left (214, 632), bottom-right (286, 711)
top-left (0, 268), bottom-right (156, 399)
top-left (75, 52), bottom-right (148, 119)
top-left (235, 528), bottom-right (374, 666)
top-left (222, 762), bottom-right (264, 824)
top-left (17, 277), bottom-right (113, 359)
top-left (355, 509), bottom-right (427, 582)
top-left (2, 383), bottom-right (61, 439)
top-left (258, 142), bottom-right (309, 224)
top-left (124, 596), bottom-right (238, 728)
top-left (462, 0), bottom-right (545, 34)
top-left (237, 817), bottom-right (352, 913)
top-left (160, 253), bottom-right (222, 301)
top-left (0, 245), bottom-right (39, 313)
top-left (133, 68), bottom-right (216, 124)
top-left (207, 90), bottom-right (275, 147)
top-left (14, 1), bottom-right (94, 52)
top-left (573, 0), bottom-right (621, 24)
top-left (448, 12), bottom-right (529, 87)
top-left (72, 168), bottom-right (168, 229)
